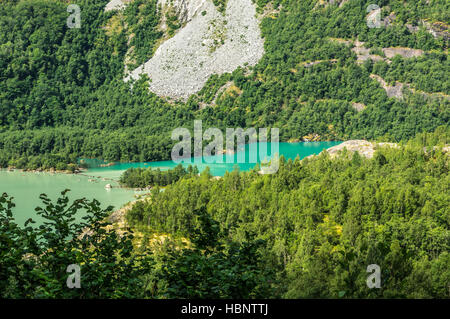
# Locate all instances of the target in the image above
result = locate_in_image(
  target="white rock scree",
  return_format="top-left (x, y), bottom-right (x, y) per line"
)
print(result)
top-left (106, 0), bottom-right (265, 100)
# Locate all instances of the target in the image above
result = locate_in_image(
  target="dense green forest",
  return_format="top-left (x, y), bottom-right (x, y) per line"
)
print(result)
top-left (0, 190), bottom-right (273, 298)
top-left (1, 127), bottom-right (448, 298)
top-left (0, 0), bottom-right (448, 169)
top-left (126, 126), bottom-right (450, 298)
top-left (0, 0), bottom-right (448, 299)
top-left (119, 164), bottom-right (199, 188)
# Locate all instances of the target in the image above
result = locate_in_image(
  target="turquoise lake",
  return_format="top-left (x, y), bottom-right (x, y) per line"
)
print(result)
top-left (0, 141), bottom-right (341, 225)
top-left (85, 141), bottom-right (341, 179)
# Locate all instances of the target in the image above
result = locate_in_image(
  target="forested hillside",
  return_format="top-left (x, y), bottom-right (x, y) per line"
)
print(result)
top-left (2, 127), bottom-right (447, 298)
top-left (0, 0), bottom-right (448, 169)
top-left (126, 126), bottom-right (450, 298)
top-left (0, 0), bottom-right (449, 300)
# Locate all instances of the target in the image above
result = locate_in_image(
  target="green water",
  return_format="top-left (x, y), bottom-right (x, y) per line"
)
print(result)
top-left (86, 141), bottom-right (342, 179)
top-left (0, 141), bottom-right (341, 225)
top-left (0, 171), bottom-right (140, 226)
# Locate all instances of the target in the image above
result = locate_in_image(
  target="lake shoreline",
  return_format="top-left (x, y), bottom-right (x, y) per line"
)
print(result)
top-left (3, 166), bottom-right (88, 175)
top-left (2, 141), bottom-right (344, 226)
top-left (1, 167), bottom-right (155, 193)
top-left (3, 140), bottom-right (345, 185)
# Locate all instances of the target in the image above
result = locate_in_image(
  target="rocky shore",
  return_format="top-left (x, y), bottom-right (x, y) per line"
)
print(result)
top-left (323, 140), bottom-right (399, 158)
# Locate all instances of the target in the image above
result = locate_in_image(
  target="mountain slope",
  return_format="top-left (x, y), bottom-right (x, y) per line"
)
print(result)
top-left (0, 0), bottom-right (448, 169)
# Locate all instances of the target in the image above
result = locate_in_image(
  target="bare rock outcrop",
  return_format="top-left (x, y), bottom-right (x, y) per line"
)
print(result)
top-left (407, 20), bottom-right (450, 41)
top-left (382, 47), bottom-right (424, 59)
top-left (323, 140), bottom-right (399, 159)
top-left (329, 38), bottom-right (424, 64)
top-left (423, 21), bottom-right (450, 41)
top-left (370, 74), bottom-right (405, 99)
top-left (370, 74), bottom-right (450, 101)
top-left (105, 0), bottom-right (131, 12)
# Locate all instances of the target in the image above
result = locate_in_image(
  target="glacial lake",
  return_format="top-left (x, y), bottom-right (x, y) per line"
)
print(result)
top-left (0, 141), bottom-right (341, 225)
